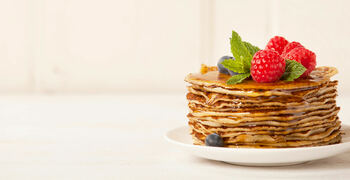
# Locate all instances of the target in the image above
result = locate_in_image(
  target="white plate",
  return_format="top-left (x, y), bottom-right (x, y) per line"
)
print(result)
top-left (165, 124), bottom-right (350, 166)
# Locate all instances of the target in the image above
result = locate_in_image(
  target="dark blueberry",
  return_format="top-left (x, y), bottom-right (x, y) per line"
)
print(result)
top-left (205, 133), bottom-right (224, 147)
top-left (217, 56), bottom-right (239, 76)
top-left (217, 56), bottom-right (234, 75)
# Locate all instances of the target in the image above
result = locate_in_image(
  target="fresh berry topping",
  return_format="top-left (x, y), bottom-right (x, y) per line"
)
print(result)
top-left (217, 56), bottom-right (237, 75)
top-left (251, 49), bottom-right (286, 83)
top-left (205, 133), bottom-right (224, 147)
top-left (281, 41), bottom-right (303, 58)
top-left (284, 47), bottom-right (316, 77)
top-left (265, 36), bottom-right (289, 55)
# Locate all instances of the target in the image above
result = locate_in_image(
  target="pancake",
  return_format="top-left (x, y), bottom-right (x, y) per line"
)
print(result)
top-left (189, 119), bottom-right (339, 135)
top-left (184, 65), bottom-right (341, 148)
top-left (225, 135), bottom-right (342, 148)
top-left (187, 82), bottom-right (338, 104)
top-left (189, 108), bottom-right (340, 125)
top-left (189, 105), bottom-right (338, 117)
top-left (191, 123), bottom-right (341, 142)
top-left (190, 125), bottom-right (341, 146)
top-left (185, 66), bottom-right (338, 91)
top-left (191, 130), bottom-right (341, 148)
top-left (188, 100), bottom-right (336, 112)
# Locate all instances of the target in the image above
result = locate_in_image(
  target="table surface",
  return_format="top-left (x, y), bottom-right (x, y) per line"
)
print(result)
top-left (1, 94), bottom-right (350, 180)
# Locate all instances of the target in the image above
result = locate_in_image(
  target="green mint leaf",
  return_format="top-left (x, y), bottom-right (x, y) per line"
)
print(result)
top-left (226, 73), bottom-right (251, 85)
top-left (281, 59), bottom-right (307, 81)
top-left (221, 59), bottom-right (249, 73)
top-left (243, 41), bottom-right (260, 56)
top-left (230, 31), bottom-right (252, 72)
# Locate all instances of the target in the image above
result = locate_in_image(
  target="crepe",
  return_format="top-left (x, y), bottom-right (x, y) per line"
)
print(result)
top-left (184, 65), bottom-right (341, 148)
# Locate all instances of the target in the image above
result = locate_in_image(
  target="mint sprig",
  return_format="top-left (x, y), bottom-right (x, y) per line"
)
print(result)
top-left (227, 73), bottom-right (251, 85)
top-left (221, 41), bottom-right (261, 74)
top-left (243, 41), bottom-right (260, 56)
top-left (281, 59), bottom-right (306, 81)
top-left (221, 59), bottom-right (247, 74)
top-left (229, 31), bottom-right (253, 72)
top-left (221, 30), bottom-right (260, 84)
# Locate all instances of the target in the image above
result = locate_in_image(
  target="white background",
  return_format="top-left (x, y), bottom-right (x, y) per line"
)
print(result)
top-left (1, 1), bottom-right (350, 179)
top-left (0, 0), bottom-right (348, 94)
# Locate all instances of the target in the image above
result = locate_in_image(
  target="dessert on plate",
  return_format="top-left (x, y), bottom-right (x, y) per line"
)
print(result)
top-left (185, 31), bottom-right (341, 148)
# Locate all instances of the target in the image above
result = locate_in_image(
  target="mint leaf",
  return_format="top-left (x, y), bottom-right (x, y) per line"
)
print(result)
top-left (281, 59), bottom-right (306, 81)
top-left (221, 59), bottom-right (249, 73)
top-left (243, 41), bottom-right (260, 56)
top-left (230, 31), bottom-right (252, 72)
top-left (226, 73), bottom-right (251, 85)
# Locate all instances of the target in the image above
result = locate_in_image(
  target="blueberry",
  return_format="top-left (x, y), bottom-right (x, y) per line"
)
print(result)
top-left (205, 133), bottom-right (224, 147)
top-left (217, 56), bottom-right (238, 75)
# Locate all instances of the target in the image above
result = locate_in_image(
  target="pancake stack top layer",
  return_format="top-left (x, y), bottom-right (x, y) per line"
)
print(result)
top-left (185, 65), bottom-right (341, 148)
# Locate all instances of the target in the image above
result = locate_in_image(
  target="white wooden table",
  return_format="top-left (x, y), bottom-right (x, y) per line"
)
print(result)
top-left (0, 94), bottom-right (349, 180)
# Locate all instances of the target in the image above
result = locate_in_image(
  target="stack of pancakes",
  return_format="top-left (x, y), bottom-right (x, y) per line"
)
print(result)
top-left (185, 65), bottom-right (341, 148)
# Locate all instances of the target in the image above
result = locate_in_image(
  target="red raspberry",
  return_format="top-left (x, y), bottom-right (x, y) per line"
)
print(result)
top-left (281, 41), bottom-right (303, 58)
top-left (265, 36), bottom-right (289, 55)
top-left (251, 49), bottom-right (286, 83)
top-left (284, 47), bottom-right (316, 77)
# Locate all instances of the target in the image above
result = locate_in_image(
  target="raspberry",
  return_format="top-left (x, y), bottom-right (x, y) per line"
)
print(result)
top-left (265, 36), bottom-right (289, 55)
top-left (251, 49), bottom-right (286, 83)
top-left (281, 41), bottom-right (303, 58)
top-left (284, 47), bottom-right (316, 78)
